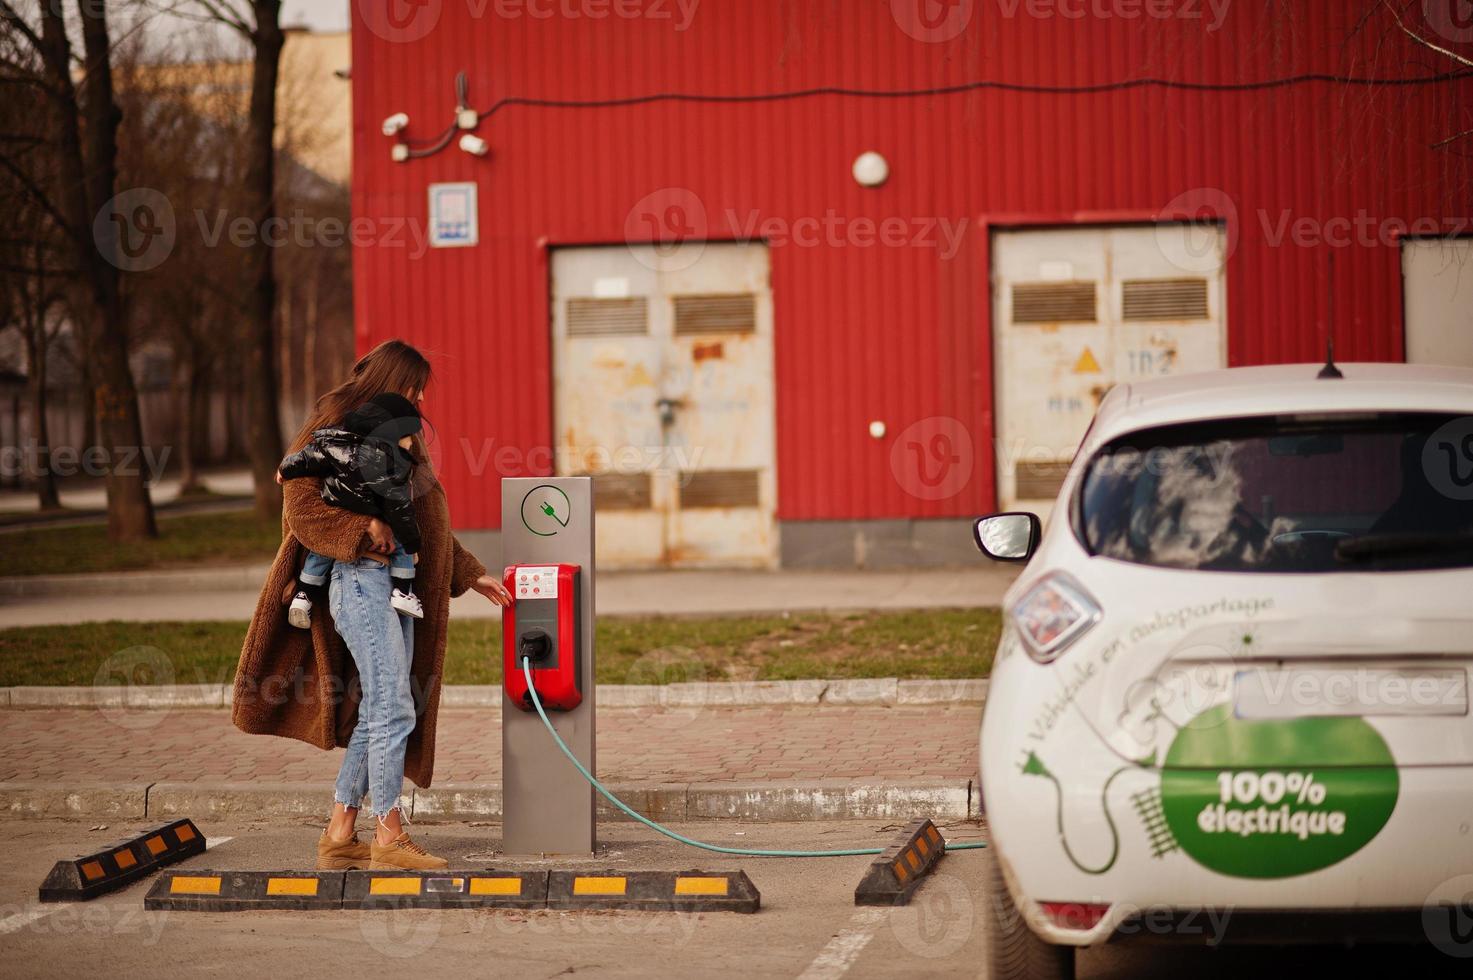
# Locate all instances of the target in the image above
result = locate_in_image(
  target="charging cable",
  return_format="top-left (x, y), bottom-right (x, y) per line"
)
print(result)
top-left (521, 658), bottom-right (987, 857)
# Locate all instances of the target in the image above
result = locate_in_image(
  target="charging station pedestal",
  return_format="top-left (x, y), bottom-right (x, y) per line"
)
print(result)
top-left (501, 477), bottom-right (596, 855)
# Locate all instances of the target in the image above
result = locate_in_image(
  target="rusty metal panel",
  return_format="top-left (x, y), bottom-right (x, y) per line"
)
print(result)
top-left (350, 3), bottom-right (1466, 531)
top-left (551, 244), bottom-right (776, 569)
top-left (993, 225), bottom-right (1227, 513)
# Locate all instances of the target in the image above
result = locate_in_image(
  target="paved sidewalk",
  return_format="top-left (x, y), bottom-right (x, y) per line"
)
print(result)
top-left (0, 703), bottom-right (981, 820)
top-left (0, 565), bottom-right (1018, 627)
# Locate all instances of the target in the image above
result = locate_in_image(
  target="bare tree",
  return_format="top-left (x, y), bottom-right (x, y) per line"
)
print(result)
top-left (0, 0), bottom-right (157, 539)
top-left (174, 0), bottom-right (286, 518)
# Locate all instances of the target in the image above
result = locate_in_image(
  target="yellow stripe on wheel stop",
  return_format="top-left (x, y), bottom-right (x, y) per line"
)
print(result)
top-left (170, 876), bottom-right (223, 895)
top-left (266, 878), bottom-right (320, 896)
top-left (573, 876), bottom-right (628, 895)
top-left (674, 877), bottom-right (729, 896)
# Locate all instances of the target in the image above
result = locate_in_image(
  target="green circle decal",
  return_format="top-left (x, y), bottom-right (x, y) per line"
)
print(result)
top-left (1159, 704), bottom-right (1399, 879)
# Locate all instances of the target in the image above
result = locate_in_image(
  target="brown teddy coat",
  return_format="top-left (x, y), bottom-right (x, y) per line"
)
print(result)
top-left (232, 472), bottom-right (486, 788)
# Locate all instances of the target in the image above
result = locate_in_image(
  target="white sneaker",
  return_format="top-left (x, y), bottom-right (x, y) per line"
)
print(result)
top-left (391, 588), bottom-right (424, 619)
top-left (288, 591), bottom-right (313, 629)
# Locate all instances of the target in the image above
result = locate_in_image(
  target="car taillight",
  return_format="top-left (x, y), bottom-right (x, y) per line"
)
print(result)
top-left (1009, 572), bottom-right (1102, 664)
top-left (1039, 901), bottom-right (1110, 932)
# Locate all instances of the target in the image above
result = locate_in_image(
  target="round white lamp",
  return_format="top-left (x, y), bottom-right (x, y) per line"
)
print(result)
top-left (852, 151), bottom-right (889, 188)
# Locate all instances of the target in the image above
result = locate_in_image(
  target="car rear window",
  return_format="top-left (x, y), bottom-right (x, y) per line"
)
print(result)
top-left (1076, 412), bottom-right (1473, 572)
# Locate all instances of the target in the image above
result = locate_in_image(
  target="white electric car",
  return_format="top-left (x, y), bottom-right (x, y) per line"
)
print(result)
top-left (973, 363), bottom-right (1473, 977)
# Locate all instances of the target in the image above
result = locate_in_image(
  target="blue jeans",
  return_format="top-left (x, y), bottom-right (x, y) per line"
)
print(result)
top-left (301, 545), bottom-right (414, 587)
top-left (329, 557), bottom-right (417, 819)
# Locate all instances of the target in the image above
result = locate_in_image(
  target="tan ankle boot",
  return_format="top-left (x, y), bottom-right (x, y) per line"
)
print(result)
top-left (370, 832), bottom-right (449, 871)
top-left (317, 831), bottom-right (373, 870)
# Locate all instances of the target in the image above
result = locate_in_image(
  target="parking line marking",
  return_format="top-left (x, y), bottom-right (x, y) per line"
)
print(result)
top-left (796, 907), bottom-right (886, 980)
top-left (205, 836), bottom-right (234, 851)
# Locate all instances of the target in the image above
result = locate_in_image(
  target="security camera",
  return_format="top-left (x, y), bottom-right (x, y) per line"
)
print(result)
top-left (381, 112), bottom-right (409, 137)
top-left (459, 134), bottom-right (489, 157)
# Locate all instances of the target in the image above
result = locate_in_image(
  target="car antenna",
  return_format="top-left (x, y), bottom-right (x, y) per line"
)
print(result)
top-left (1318, 253), bottom-right (1343, 379)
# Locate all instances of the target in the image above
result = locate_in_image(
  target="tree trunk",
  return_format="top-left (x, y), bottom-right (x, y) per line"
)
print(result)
top-left (242, 0), bottom-right (286, 519)
top-left (39, 1), bottom-right (155, 540)
top-left (190, 354), bottom-right (214, 472)
top-left (303, 272), bottom-right (318, 407)
top-left (26, 315), bottom-right (60, 510)
top-left (173, 340), bottom-right (202, 496)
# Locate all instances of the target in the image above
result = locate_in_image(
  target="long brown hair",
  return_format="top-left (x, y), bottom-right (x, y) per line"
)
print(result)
top-left (295, 339), bottom-right (436, 490)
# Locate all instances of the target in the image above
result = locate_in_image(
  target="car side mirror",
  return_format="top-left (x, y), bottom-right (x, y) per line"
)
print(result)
top-left (973, 512), bottom-right (1041, 563)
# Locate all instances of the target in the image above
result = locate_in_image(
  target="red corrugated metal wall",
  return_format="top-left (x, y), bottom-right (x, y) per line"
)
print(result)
top-left (350, 0), bottom-right (1471, 530)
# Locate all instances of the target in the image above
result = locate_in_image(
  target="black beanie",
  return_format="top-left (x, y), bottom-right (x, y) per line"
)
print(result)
top-left (344, 393), bottom-right (423, 442)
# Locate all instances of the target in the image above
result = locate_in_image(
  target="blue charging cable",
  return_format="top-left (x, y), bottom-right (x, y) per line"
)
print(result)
top-left (521, 659), bottom-right (988, 857)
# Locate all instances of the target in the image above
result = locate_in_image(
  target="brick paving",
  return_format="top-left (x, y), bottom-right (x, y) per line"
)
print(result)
top-left (0, 704), bottom-right (980, 786)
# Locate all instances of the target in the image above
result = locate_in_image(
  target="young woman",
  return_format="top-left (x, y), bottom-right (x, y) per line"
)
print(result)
top-left (233, 340), bottom-right (512, 870)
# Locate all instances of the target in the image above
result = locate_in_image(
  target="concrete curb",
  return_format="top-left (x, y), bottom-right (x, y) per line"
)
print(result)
top-left (1, 679), bottom-right (988, 710)
top-left (1, 779), bottom-right (979, 823)
top-left (0, 564), bottom-right (274, 598)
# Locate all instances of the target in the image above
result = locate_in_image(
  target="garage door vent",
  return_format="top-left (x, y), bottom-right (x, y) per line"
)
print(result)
top-left (567, 297), bottom-right (649, 337)
top-left (1015, 460), bottom-right (1072, 500)
top-left (674, 294), bottom-right (757, 335)
top-left (1122, 278), bottom-right (1209, 320)
top-left (591, 473), bottom-right (652, 511)
top-left (679, 469), bottom-right (761, 508)
top-left (1011, 282), bottom-right (1097, 323)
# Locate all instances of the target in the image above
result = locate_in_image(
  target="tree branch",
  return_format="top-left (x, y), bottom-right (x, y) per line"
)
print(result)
top-left (0, 153), bottom-right (73, 237)
top-left (1431, 127), bottom-right (1473, 149)
top-left (1380, 0), bottom-right (1473, 70)
top-left (0, 0), bottom-right (45, 56)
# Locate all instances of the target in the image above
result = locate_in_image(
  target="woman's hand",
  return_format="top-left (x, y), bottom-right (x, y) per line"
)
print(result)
top-left (365, 518), bottom-right (396, 555)
top-left (472, 575), bottom-right (513, 607)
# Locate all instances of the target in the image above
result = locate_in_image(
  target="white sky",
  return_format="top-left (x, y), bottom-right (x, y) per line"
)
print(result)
top-left (118, 0), bottom-right (350, 59)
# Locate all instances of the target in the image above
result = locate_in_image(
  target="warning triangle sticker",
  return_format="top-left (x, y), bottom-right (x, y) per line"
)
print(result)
top-left (1073, 346), bottom-right (1102, 374)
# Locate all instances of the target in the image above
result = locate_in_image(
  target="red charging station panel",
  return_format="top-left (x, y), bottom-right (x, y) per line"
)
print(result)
top-left (503, 563), bottom-right (582, 711)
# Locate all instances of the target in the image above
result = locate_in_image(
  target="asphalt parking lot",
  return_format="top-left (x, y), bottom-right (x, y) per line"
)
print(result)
top-left (1, 817), bottom-right (1466, 978)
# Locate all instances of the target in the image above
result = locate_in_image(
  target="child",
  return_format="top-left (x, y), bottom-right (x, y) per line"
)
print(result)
top-left (278, 392), bottom-right (425, 628)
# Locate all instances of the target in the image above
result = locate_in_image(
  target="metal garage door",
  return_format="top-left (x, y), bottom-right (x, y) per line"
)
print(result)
top-left (992, 225), bottom-right (1228, 514)
top-left (551, 244), bottom-right (777, 568)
